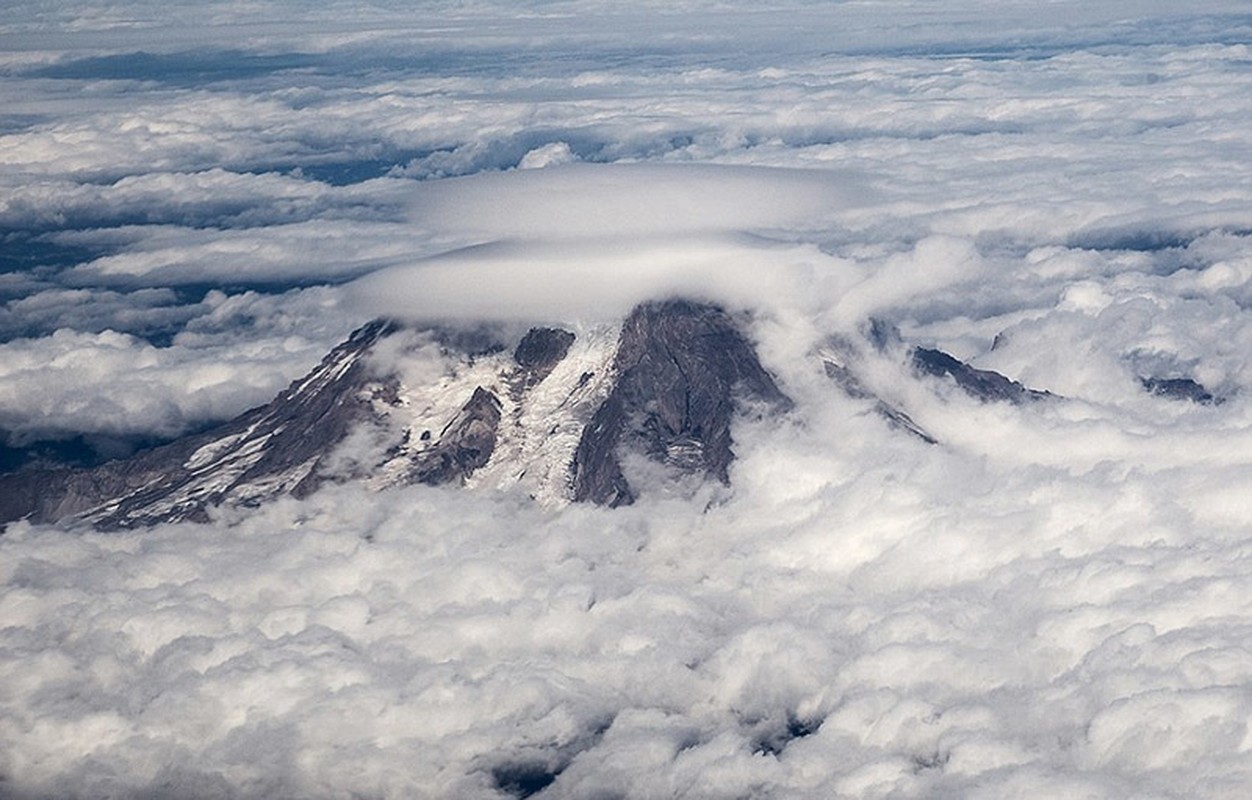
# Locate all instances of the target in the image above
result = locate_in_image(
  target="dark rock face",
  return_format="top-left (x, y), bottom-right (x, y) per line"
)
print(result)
top-left (752, 714), bottom-right (823, 757)
top-left (571, 300), bottom-right (791, 507)
top-left (0, 462), bottom-right (141, 530)
top-left (912, 347), bottom-right (1051, 404)
top-left (490, 761), bottom-right (562, 799)
top-left (410, 387), bottom-right (502, 485)
top-left (0, 302), bottom-right (791, 528)
top-left (0, 320), bottom-right (400, 528)
top-left (822, 358), bottom-right (936, 444)
top-left (510, 327), bottom-right (575, 398)
top-left (514, 327), bottom-right (575, 375)
top-left (1140, 376), bottom-right (1218, 405)
top-left (819, 326), bottom-right (1054, 443)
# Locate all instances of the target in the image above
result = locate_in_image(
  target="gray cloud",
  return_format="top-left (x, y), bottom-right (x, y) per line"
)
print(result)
top-left (3, 376), bottom-right (1251, 796)
top-left (0, 287), bottom-right (356, 444)
top-left (348, 163), bottom-right (866, 323)
top-left (3, 1), bottom-right (1252, 797)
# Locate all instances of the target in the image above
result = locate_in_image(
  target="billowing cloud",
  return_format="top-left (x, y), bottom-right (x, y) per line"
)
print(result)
top-left (0, 287), bottom-right (357, 444)
top-left (3, 354), bottom-right (1252, 797)
top-left (3, 0), bottom-right (1252, 797)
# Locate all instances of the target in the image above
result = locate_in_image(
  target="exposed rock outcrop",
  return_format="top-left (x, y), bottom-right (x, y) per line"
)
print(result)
top-left (410, 387), bottom-right (503, 485)
top-left (1140, 376), bottom-right (1219, 405)
top-left (911, 347), bottom-right (1051, 404)
top-left (570, 300), bottom-right (791, 507)
top-left (821, 355), bottom-right (936, 444)
top-left (0, 300), bottom-right (793, 528)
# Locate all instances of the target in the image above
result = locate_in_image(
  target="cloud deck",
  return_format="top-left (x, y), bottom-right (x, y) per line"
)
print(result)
top-left (2, 1), bottom-right (1252, 797)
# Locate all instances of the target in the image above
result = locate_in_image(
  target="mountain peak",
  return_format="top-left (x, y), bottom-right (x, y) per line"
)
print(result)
top-left (572, 299), bottom-right (791, 507)
top-left (1, 299), bottom-right (791, 528)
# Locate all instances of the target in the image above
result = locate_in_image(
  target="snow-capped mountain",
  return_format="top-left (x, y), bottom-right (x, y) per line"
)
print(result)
top-left (1, 296), bottom-right (1216, 530)
top-left (0, 300), bottom-right (791, 528)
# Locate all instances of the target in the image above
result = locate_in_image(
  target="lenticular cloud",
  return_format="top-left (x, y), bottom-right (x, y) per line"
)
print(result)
top-left (399, 163), bottom-right (861, 240)
top-left (4, 0), bottom-right (1252, 798)
top-left (349, 163), bottom-right (863, 323)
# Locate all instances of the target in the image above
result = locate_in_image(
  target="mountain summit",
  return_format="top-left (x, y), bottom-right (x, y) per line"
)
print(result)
top-left (0, 300), bottom-right (791, 528)
top-left (4, 296), bottom-right (1134, 531)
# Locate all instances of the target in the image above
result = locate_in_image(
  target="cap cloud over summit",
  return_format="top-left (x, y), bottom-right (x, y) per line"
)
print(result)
top-left (348, 162), bottom-right (866, 323)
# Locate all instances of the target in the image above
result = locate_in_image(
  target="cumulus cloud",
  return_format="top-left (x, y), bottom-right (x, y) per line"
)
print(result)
top-left (4, 0), bottom-right (1252, 797)
top-left (0, 286), bottom-right (195, 341)
top-left (517, 141), bottom-right (577, 170)
top-left (0, 287), bottom-right (357, 444)
top-left (0, 327), bottom-right (297, 441)
top-left (3, 356), bottom-right (1252, 797)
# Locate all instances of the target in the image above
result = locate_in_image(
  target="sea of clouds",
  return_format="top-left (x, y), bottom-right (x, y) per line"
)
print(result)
top-left (3, 0), bottom-right (1252, 797)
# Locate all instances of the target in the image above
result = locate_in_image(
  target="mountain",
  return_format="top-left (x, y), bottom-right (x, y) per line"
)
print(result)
top-left (570, 299), bottom-right (791, 506)
top-left (6, 297), bottom-right (1137, 531)
top-left (0, 319), bottom-right (402, 528)
top-left (910, 347), bottom-right (1053, 404)
top-left (0, 300), bottom-right (791, 528)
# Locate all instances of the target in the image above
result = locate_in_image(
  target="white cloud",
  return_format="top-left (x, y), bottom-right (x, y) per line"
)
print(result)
top-left (347, 162), bottom-right (867, 323)
top-left (3, 364), bottom-right (1252, 796)
top-left (0, 286), bottom-right (194, 340)
top-left (518, 140), bottom-right (577, 169)
top-left (4, 1), bottom-right (1252, 797)
top-left (0, 287), bottom-right (356, 442)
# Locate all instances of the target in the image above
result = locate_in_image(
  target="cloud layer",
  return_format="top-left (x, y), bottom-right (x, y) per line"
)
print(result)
top-left (3, 359), bottom-right (1252, 797)
top-left (3, 0), bottom-right (1252, 797)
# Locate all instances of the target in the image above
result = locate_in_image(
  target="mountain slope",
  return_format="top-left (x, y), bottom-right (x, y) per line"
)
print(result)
top-left (2, 297), bottom-right (1087, 530)
top-left (0, 320), bottom-right (400, 527)
top-left (572, 300), bottom-right (791, 506)
top-left (1, 300), bottom-right (792, 528)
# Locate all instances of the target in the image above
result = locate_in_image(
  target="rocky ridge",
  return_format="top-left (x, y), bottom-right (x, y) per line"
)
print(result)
top-left (2, 298), bottom-right (1206, 530)
top-left (0, 300), bottom-right (790, 528)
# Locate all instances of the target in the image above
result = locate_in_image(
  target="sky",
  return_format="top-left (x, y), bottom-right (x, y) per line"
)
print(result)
top-left (3, 1), bottom-right (1252, 797)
